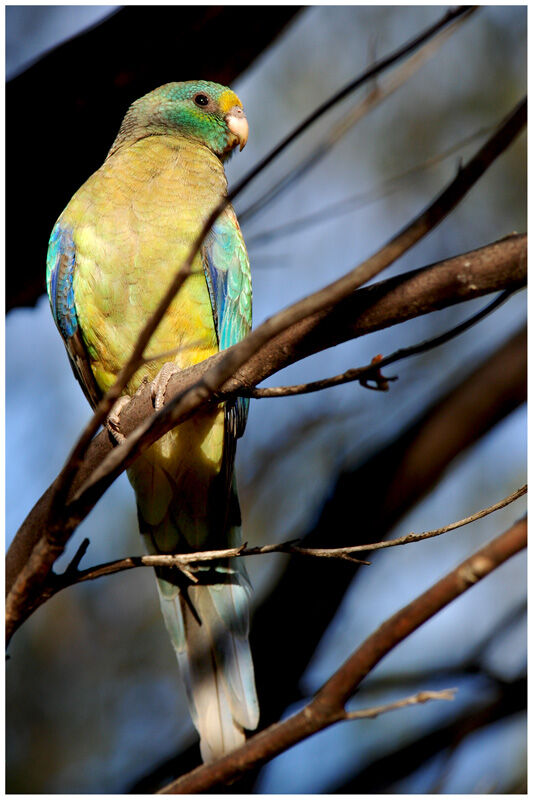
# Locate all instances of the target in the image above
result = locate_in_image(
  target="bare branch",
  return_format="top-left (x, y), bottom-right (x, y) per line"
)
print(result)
top-left (40, 485), bottom-right (525, 608)
top-left (247, 288), bottom-right (516, 398)
top-left (343, 688), bottom-right (457, 721)
top-left (156, 518), bottom-right (526, 793)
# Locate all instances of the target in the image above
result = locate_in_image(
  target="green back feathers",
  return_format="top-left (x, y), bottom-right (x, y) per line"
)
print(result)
top-left (108, 80), bottom-right (246, 158)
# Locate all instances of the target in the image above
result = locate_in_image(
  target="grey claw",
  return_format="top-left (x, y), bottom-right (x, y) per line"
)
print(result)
top-left (107, 395), bottom-right (131, 444)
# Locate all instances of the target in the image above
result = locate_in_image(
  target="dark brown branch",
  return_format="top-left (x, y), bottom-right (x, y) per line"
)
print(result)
top-left (6, 232), bottom-right (526, 642)
top-left (247, 288), bottom-right (515, 398)
top-left (157, 518), bottom-right (526, 793)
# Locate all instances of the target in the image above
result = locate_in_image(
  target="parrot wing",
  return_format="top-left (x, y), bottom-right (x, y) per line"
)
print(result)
top-left (46, 222), bottom-right (101, 409)
top-left (202, 205), bottom-right (252, 440)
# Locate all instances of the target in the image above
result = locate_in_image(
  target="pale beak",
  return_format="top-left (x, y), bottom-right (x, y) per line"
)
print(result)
top-left (225, 106), bottom-right (249, 151)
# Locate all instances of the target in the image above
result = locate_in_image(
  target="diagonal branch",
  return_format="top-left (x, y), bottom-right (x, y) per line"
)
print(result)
top-left (156, 517), bottom-right (526, 793)
top-left (6, 230), bottom-right (526, 642)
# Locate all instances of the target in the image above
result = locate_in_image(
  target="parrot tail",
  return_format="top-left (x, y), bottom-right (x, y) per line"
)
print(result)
top-left (155, 552), bottom-right (259, 763)
top-left (128, 412), bottom-right (259, 763)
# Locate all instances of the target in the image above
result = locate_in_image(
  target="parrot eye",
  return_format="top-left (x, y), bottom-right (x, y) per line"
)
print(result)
top-left (194, 94), bottom-right (209, 107)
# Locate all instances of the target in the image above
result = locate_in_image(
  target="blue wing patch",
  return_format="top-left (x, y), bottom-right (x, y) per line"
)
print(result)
top-left (46, 222), bottom-right (78, 340)
top-left (46, 220), bottom-right (101, 408)
top-left (202, 207), bottom-right (252, 438)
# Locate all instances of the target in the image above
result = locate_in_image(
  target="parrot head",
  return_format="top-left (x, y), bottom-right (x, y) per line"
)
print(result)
top-left (110, 80), bottom-right (248, 159)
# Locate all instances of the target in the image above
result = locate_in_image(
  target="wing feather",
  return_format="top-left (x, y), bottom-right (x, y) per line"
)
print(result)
top-left (202, 206), bottom-right (252, 441)
top-left (46, 222), bottom-right (101, 408)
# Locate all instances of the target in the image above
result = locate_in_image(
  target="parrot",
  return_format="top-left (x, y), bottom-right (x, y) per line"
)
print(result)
top-left (45, 80), bottom-right (259, 763)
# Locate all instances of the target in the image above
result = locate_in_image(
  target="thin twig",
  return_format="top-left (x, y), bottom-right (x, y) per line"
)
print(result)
top-left (284, 485), bottom-right (527, 559)
top-left (246, 289), bottom-right (515, 398)
top-left (342, 485), bottom-right (527, 553)
top-left (343, 688), bottom-right (457, 720)
top-left (47, 485), bottom-right (526, 596)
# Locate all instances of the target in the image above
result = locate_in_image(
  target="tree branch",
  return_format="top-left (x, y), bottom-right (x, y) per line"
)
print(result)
top-left (342, 688), bottom-right (457, 721)
top-left (6, 231), bottom-right (526, 642)
top-left (156, 518), bottom-right (526, 793)
top-left (39, 484), bottom-right (526, 605)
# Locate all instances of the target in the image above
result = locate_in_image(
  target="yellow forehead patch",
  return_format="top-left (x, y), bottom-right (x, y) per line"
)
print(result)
top-left (219, 89), bottom-right (242, 114)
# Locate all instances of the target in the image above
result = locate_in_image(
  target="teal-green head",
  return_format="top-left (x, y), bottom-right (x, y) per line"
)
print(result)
top-left (108, 80), bottom-right (248, 159)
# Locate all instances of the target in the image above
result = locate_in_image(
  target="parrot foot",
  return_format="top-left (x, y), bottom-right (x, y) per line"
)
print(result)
top-left (151, 362), bottom-right (181, 411)
top-left (106, 395), bottom-right (131, 444)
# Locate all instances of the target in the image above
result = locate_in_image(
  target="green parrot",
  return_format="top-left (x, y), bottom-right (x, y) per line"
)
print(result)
top-left (46, 81), bottom-right (258, 762)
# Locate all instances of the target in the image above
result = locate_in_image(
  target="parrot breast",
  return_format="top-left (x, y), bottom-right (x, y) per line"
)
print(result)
top-left (69, 134), bottom-right (227, 394)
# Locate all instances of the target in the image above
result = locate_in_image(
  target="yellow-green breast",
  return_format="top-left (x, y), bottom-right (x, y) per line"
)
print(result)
top-left (65, 134), bottom-right (226, 394)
